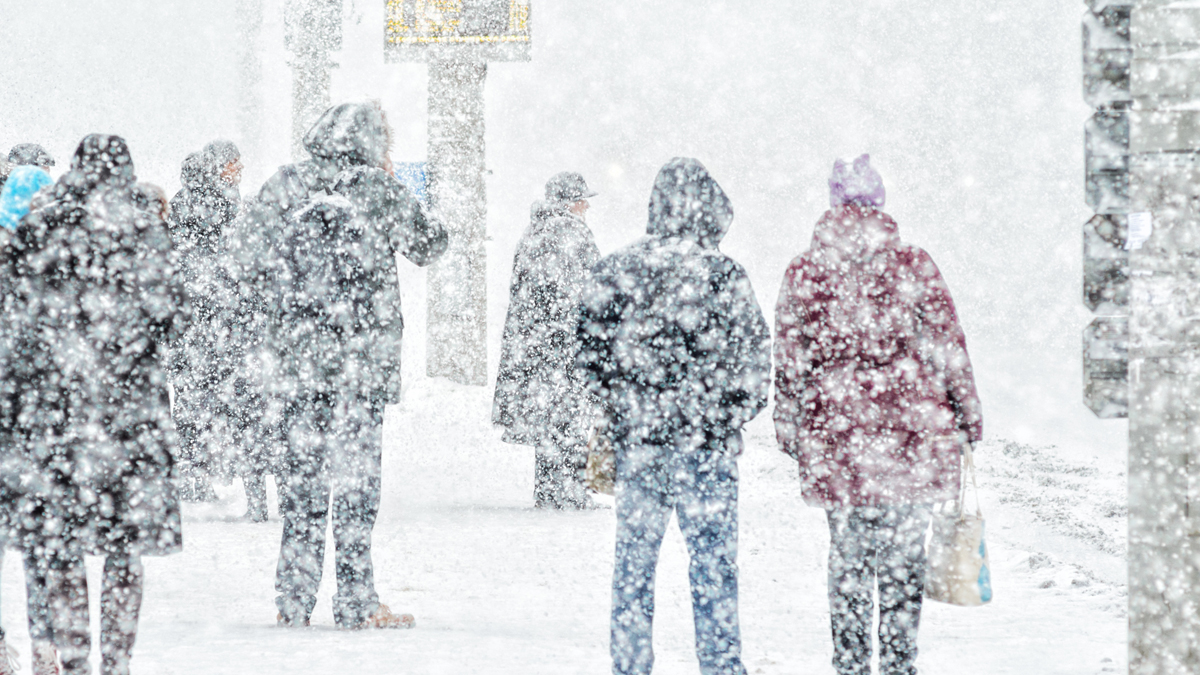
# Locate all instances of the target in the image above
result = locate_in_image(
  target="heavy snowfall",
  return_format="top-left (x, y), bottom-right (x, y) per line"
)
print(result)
top-left (0, 1), bottom-right (1127, 674)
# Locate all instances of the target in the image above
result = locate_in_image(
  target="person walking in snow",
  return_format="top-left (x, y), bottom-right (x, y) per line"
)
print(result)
top-left (577, 158), bottom-right (770, 675)
top-left (5, 134), bottom-right (188, 675)
top-left (494, 172), bottom-right (601, 509)
top-left (773, 155), bottom-right (983, 675)
top-left (166, 140), bottom-right (243, 505)
top-left (230, 102), bottom-right (447, 629)
top-left (0, 162), bottom-right (54, 675)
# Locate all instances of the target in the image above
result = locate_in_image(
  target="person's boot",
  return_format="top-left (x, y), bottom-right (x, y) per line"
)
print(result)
top-left (243, 473), bottom-right (269, 522)
top-left (354, 604), bottom-right (415, 630)
top-left (534, 449), bottom-right (558, 508)
top-left (46, 559), bottom-right (90, 675)
top-left (31, 640), bottom-right (59, 675)
top-left (193, 474), bottom-right (219, 503)
top-left (99, 556), bottom-right (143, 675)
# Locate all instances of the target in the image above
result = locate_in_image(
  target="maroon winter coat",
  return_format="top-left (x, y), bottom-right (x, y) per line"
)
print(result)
top-left (773, 205), bottom-right (982, 508)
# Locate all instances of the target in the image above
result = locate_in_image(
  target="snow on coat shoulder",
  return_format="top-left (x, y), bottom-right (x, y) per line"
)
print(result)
top-left (773, 204), bottom-right (983, 508)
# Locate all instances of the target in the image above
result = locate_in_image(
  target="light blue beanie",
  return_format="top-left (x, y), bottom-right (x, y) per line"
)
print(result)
top-left (0, 165), bottom-right (53, 230)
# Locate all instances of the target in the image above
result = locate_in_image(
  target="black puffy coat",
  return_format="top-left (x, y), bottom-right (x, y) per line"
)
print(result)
top-left (493, 201), bottom-right (600, 446)
top-left (166, 150), bottom-right (241, 466)
top-left (226, 103), bottom-right (447, 404)
top-left (5, 134), bottom-right (189, 557)
top-left (576, 158), bottom-right (770, 452)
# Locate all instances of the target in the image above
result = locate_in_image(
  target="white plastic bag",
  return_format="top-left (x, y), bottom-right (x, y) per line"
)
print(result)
top-left (925, 443), bottom-right (993, 606)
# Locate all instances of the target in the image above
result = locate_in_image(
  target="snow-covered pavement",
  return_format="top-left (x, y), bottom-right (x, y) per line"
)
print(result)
top-left (0, 378), bottom-right (1126, 674)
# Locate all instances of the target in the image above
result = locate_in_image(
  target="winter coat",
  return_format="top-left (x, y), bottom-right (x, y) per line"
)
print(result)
top-left (576, 158), bottom-right (770, 454)
top-left (772, 205), bottom-right (983, 508)
top-left (493, 201), bottom-right (600, 446)
top-left (227, 103), bottom-right (447, 405)
top-left (167, 152), bottom-right (240, 398)
top-left (165, 150), bottom-right (243, 470)
top-left (4, 134), bottom-right (188, 557)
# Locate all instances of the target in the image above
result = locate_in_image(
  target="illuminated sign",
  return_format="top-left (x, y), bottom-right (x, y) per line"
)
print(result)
top-left (386, 0), bottom-right (531, 62)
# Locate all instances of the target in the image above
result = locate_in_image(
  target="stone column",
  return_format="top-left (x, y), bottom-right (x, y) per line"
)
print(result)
top-left (426, 59), bottom-right (488, 386)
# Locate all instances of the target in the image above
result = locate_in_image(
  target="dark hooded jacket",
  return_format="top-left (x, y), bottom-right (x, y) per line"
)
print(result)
top-left (493, 199), bottom-right (600, 446)
top-left (225, 102), bottom-right (447, 404)
top-left (167, 149), bottom-right (240, 386)
top-left (4, 134), bottom-right (188, 557)
top-left (576, 158), bottom-right (770, 455)
top-left (773, 205), bottom-right (983, 507)
top-left (166, 147), bottom-right (242, 472)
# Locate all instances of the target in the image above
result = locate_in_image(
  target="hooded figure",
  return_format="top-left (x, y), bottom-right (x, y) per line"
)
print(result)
top-left (166, 143), bottom-right (243, 504)
top-left (576, 158), bottom-right (770, 675)
top-left (493, 172), bottom-right (601, 509)
top-left (6, 144), bottom-right (55, 172)
top-left (773, 154), bottom-right (982, 675)
top-left (4, 134), bottom-right (188, 675)
top-left (227, 102), bottom-right (446, 631)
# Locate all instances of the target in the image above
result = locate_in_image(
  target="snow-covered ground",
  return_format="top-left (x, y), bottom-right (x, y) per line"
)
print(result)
top-left (0, 377), bottom-right (1125, 675)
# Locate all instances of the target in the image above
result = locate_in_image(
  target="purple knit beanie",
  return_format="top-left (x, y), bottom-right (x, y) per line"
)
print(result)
top-left (829, 154), bottom-right (885, 208)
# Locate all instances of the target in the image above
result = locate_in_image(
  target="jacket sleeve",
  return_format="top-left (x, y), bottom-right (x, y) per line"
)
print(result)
top-left (711, 261), bottom-right (771, 433)
top-left (772, 258), bottom-right (810, 459)
top-left (913, 250), bottom-right (983, 443)
top-left (575, 261), bottom-right (622, 408)
top-left (338, 167), bottom-right (449, 267)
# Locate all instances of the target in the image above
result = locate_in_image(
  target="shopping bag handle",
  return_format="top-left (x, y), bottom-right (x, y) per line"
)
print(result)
top-left (957, 441), bottom-right (982, 519)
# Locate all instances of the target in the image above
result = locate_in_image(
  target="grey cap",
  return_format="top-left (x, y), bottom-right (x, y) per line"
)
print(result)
top-left (8, 143), bottom-right (55, 168)
top-left (545, 171), bottom-right (597, 204)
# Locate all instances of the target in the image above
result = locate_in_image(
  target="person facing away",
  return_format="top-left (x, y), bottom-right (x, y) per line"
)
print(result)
top-left (0, 162), bottom-right (54, 675)
top-left (4, 134), bottom-right (189, 675)
top-left (229, 101), bottom-right (447, 630)
top-left (576, 158), bottom-right (770, 675)
top-left (166, 140), bottom-right (243, 505)
top-left (493, 171), bottom-right (602, 509)
top-left (773, 154), bottom-right (983, 675)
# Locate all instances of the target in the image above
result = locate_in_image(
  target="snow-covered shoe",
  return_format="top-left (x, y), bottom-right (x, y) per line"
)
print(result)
top-left (356, 604), bottom-right (414, 630)
top-left (276, 612), bottom-right (310, 628)
top-left (31, 640), bottom-right (58, 675)
top-left (0, 636), bottom-right (18, 675)
top-left (243, 506), bottom-right (268, 523)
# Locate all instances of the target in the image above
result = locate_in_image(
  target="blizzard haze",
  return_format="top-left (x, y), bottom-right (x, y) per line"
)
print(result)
top-left (0, 2), bottom-right (1125, 670)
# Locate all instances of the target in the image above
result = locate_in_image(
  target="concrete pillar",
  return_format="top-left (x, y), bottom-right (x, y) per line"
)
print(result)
top-left (284, 0), bottom-right (341, 160)
top-left (1127, 1), bottom-right (1200, 670)
top-left (426, 59), bottom-right (488, 386)
top-left (237, 0), bottom-right (264, 170)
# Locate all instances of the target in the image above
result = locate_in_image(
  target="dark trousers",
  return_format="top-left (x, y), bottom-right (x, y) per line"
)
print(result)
top-left (275, 394), bottom-right (382, 628)
top-left (47, 550), bottom-right (143, 675)
top-left (534, 435), bottom-right (587, 508)
top-left (825, 506), bottom-right (931, 675)
top-left (25, 549), bottom-right (53, 641)
top-left (611, 441), bottom-right (746, 675)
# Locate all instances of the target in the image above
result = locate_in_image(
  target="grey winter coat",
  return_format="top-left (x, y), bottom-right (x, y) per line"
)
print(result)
top-left (167, 151), bottom-right (241, 421)
top-left (227, 103), bottom-right (447, 404)
top-left (493, 202), bottom-right (600, 446)
top-left (5, 134), bottom-right (188, 557)
top-left (576, 158), bottom-right (770, 453)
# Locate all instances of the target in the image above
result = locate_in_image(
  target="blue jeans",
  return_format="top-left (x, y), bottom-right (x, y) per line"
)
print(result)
top-left (275, 394), bottom-right (382, 627)
top-left (610, 436), bottom-right (746, 675)
top-left (825, 506), bottom-right (931, 675)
